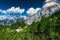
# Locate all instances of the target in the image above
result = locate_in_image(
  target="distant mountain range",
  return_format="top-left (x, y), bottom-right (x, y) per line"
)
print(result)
top-left (0, 16), bottom-right (25, 25)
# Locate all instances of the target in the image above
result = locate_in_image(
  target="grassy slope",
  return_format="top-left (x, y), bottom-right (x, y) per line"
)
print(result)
top-left (0, 11), bottom-right (60, 40)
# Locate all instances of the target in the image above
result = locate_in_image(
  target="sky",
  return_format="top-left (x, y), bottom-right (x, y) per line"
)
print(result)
top-left (0, 0), bottom-right (60, 18)
top-left (0, 0), bottom-right (45, 17)
top-left (0, 0), bottom-right (45, 9)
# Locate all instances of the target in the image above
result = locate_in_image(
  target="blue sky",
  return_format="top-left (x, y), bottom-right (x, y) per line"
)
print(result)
top-left (0, 0), bottom-right (45, 17)
top-left (0, 0), bottom-right (60, 17)
top-left (0, 0), bottom-right (45, 9)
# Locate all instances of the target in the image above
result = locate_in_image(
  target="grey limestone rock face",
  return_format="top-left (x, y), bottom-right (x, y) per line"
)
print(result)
top-left (42, 0), bottom-right (60, 17)
top-left (25, 10), bottom-right (42, 25)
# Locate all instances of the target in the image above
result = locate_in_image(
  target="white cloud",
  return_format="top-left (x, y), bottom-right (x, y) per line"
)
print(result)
top-left (0, 15), bottom-right (15, 20)
top-left (0, 15), bottom-right (7, 20)
top-left (45, 0), bottom-right (51, 2)
top-left (26, 7), bottom-right (41, 15)
top-left (0, 15), bottom-right (27, 21)
top-left (0, 9), bottom-right (7, 14)
top-left (20, 15), bottom-right (28, 20)
top-left (0, 7), bottom-right (25, 14)
top-left (7, 7), bottom-right (25, 13)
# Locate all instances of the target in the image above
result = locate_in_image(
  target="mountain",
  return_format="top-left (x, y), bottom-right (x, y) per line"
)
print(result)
top-left (0, 16), bottom-right (25, 25)
top-left (25, 0), bottom-right (60, 25)
top-left (0, 9), bottom-right (60, 40)
top-left (25, 10), bottom-right (42, 25)
top-left (26, 10), bottom-right (60, 40)
top-left (42, 0), bottom-right (60, 17)
top-left (0, 0), bottom-right (60, 25)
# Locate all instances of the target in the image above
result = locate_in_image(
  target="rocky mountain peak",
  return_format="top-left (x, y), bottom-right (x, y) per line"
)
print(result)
top-left (25, 0), bottom-right (60, 25)
top-left (42, 0), bottom-right (60, 17)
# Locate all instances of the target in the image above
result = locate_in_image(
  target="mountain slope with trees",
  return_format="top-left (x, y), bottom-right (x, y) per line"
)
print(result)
top-left (0, 11), bottom-right (60, 40)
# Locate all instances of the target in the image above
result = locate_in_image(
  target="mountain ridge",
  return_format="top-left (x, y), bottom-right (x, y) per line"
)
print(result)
top-left (0, 0), bottom-right (60, 25)
top-left (25, 0), bottom-right (60, 25)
